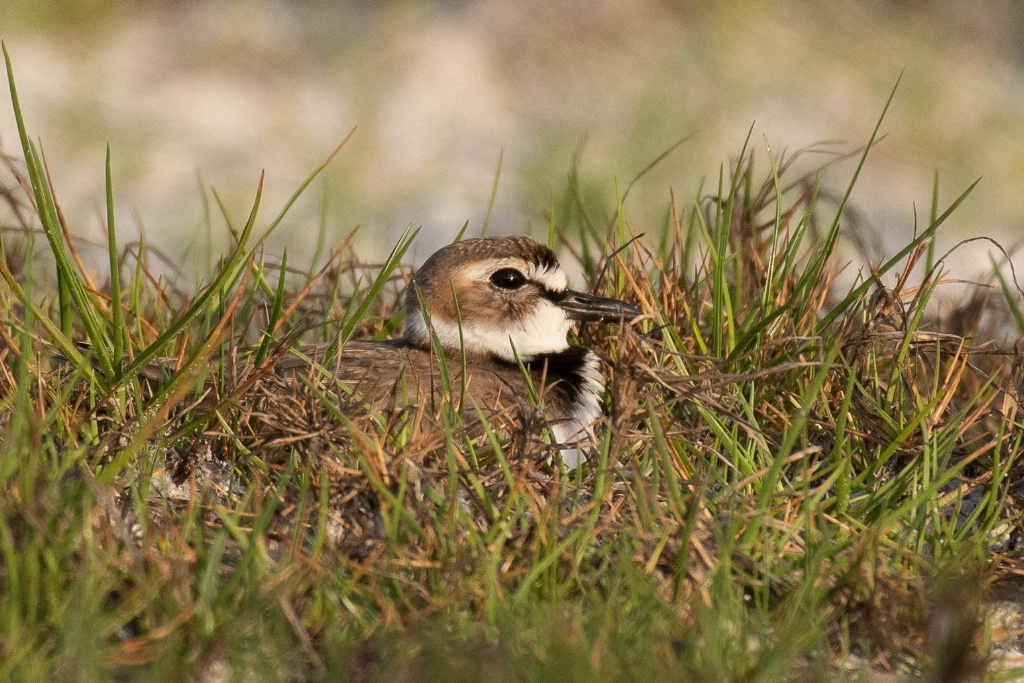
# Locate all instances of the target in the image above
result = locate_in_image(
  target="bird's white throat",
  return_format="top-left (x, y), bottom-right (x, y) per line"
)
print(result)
top-left (404, 299), bottom-right (575, 362)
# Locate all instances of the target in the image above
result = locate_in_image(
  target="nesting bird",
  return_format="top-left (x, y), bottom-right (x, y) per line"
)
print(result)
top-left (277, 235), bottom-right (641, 466)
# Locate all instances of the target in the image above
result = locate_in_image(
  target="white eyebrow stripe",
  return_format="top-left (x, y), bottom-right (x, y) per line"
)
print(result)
top-left (458, 259), bottom-right (569, 292)
top-left (528, 263), bottom-right (568, 292)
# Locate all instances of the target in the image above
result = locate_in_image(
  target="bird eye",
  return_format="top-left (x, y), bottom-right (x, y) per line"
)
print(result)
top-left (489, 268), bottom-right (526, 290)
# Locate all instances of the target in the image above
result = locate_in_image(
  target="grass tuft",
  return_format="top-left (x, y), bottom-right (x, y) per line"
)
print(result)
top-left (2, 52), bottom-right (1024, 680)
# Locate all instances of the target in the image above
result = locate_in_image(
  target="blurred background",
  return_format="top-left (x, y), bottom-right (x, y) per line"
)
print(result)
top-left (1, 0), bottom-right (1024, 290)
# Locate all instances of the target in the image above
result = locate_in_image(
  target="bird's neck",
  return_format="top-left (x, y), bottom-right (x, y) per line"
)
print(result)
top-left (403, 310), bottom-right (573, 362)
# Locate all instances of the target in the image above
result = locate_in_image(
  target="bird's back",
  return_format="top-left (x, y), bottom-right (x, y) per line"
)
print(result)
top-left (272, 340), bottom-right (585, 430)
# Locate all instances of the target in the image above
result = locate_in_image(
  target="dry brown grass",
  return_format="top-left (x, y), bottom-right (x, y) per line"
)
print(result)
top-left (2, 122), bottom-right (1024, 679)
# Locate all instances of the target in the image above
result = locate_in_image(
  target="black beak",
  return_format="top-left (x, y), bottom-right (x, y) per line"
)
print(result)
top-left (557, 289), bottom-right (643, 324)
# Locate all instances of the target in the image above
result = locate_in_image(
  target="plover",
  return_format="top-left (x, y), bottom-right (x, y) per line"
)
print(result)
top-left (277, 235), bottom-right (641, 466)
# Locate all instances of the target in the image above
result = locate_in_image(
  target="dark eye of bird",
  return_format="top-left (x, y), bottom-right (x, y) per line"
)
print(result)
top-left (489, 268), bottom-right (527, 290)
